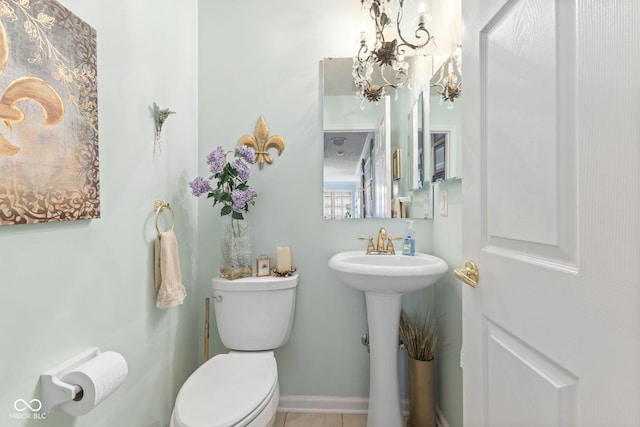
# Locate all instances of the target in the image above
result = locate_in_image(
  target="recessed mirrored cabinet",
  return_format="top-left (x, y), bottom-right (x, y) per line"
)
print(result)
top-left (322, 51), bottom-right (462, 220)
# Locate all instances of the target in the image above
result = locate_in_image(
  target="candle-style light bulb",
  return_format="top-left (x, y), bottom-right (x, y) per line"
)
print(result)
top-left (359, 20), bottom-right (369, 44)
top-left (418, 2), bottom-right (426, 24)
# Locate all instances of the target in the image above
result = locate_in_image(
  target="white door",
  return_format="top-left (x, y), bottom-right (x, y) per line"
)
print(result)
top-left (461, 0), bottom-right (640, 426)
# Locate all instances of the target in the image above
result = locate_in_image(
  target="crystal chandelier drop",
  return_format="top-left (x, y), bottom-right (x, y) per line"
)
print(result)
top-left (353, 0), bottom-right (435, 104)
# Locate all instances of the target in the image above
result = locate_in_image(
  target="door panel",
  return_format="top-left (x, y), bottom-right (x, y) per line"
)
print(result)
top-left (481, 0), bottom-right (577, 270)
top-left (462, 0), bottom-right (640, 425)
top-left (485, 319), bottom-right (578, 427)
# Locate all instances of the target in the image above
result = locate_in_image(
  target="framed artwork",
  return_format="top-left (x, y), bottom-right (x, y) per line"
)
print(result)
top-left (0, 1), bottom-right (98, 225)
top-left (256, 256), bottom-right (271, 277)
top-left (392, 149), bottom-right (401, 181)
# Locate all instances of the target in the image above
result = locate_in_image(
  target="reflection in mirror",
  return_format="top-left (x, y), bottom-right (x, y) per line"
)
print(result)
top-left (409, 92), bottom-right (425, 190)
top-left (323, 130), bottom-right (381, 219)
top-left (431, 52), bottom-right (462, 109)
top-left (431, 132), bottom-right (447, 182)
top-left (323, 57), bottom-right (432, 220)
top-left (429, 51), bottom-right (462, 182)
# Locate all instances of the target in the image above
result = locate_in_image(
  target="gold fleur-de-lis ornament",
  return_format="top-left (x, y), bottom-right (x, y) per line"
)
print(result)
top-left (237, 115), bottom-right (285, 169)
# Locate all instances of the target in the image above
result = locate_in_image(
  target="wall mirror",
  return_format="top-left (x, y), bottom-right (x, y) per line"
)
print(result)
top-left (322, 56), bottom-right (433, 220)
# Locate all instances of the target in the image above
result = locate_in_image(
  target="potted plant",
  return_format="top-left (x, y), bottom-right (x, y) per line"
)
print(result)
top-left (399, 309), bottom-right (440, 427)
top-left (189, 145), bottom-right (257, 279)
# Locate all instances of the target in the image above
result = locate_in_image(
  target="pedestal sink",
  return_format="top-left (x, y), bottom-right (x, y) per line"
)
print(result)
top-left (329, 251), bottom-right (448, 427)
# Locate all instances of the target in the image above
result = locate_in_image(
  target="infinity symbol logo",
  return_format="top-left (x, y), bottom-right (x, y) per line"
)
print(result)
top-left (14, 399), bottom-right (42, 412)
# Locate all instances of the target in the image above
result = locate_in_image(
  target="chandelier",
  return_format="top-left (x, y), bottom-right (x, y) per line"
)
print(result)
top-left (353, 0), bottom-right (435, 103)
top-left (431, 50), bottom-right (461, 109)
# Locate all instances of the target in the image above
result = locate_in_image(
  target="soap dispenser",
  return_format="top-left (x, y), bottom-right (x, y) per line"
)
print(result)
top-left (402, 220), bottom-right (416, 256)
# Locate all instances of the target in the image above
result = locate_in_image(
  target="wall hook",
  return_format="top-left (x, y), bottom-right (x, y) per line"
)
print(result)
top-left (152, 102), bottom-right (175, 149)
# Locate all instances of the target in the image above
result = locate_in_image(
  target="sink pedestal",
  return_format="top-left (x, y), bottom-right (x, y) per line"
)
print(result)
top-left (366, 293), bottom-right (403, 427)
top-left (328, 250), bottom-right (448, 427)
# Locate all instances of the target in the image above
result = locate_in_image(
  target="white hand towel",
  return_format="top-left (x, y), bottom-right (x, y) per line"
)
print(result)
top-left (154, 230), bottom-right (187, 309)
top-left (391, 198), bottom-right (401, 218)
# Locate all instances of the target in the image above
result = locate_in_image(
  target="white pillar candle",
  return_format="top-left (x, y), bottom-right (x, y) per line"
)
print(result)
top-left (276, 246), bottom-right (291, 273)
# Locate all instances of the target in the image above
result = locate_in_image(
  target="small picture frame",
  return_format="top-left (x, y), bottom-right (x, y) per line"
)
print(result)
top-left (392, 149), bottom-right (401, 181)
top-left (256, 256), bottom-right (271, 277)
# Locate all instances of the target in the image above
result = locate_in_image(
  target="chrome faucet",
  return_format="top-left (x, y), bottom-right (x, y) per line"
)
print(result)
top-left (359, 227), bottom-right (401, 255)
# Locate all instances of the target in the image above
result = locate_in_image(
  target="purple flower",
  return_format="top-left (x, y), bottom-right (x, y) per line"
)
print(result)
top-left (235, 145), bottom-right (256, 164)
top-left (231, 158), bottom-right (251, 182)
top-left (231, 188), bottom-right (256, 213)
top-left (206, 146), bottom-right (226, 174)
top-left (189, 176), bottom-right (212, 197)
top-left (189, 144), bottom-right (258, 216)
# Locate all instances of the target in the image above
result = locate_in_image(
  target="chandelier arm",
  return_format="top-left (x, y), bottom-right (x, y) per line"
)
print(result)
top-left (357, 42), bottom-right (370, 62)
top-left (375, 24), bottom-right (386, 50)
top-left (356, 0), bottom-right (434, 103)
top-left (395, 0), bottom-right (433, 50)
top-left (354, 41), bottom-right (372, 86)
top-left (396, 25), bottom-right (433, 51)
top-left (378, 64), bottom-right (408, 88)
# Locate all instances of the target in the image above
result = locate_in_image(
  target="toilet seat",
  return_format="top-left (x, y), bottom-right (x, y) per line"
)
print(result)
top-left (172, 352), bottom-right (278, 427)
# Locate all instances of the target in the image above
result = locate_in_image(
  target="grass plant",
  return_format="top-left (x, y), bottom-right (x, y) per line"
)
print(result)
top-left (399, 309), bottom-right (440, 361)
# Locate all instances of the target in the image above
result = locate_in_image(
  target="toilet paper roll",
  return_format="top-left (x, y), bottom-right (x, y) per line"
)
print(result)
top-left (59, 351), bottom-right (128, 416)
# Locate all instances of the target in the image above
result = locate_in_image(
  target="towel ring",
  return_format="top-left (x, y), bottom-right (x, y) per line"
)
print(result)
top-left (154, 200), bottom-right (174, 235)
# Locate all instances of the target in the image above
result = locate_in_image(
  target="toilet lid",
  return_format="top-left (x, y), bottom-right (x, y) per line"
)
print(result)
top-left (174, 352), bottom-right (277, 427)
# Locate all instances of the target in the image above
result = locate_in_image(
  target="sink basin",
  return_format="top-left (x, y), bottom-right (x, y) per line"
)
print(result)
top-left (328, 250), bottom-right (448, 294)
top-left (329, 250), bottom-right (448, 427)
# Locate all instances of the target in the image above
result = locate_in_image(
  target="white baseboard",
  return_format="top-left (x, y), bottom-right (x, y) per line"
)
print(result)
top-left (279, 395), bottom-right (451, 427)
top-left (278, 395), bottom-right (369, 414)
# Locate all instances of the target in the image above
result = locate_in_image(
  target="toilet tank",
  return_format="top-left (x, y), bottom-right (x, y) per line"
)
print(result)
top-left (211, 274), bottom-right (298, 351)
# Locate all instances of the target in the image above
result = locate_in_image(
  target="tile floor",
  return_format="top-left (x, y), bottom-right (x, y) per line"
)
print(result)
top-left (274, 412), bottom-right (412, 427)
top-left (273, 412), bottom-right (368, 427)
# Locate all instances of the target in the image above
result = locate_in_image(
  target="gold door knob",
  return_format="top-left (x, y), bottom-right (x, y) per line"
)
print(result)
top-left (454, 261), bottom-right (479, 288)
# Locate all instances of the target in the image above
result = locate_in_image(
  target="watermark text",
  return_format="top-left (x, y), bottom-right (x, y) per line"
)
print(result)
top-left (8, 399), bottom-right (46, 420)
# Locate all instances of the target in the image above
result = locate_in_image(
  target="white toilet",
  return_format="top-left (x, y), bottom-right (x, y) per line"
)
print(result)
top-left (170, 274), bottom-right (298, 427)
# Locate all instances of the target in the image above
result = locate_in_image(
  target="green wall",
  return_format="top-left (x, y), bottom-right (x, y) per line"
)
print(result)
top-left (0, 1), bottom-right (464, 426)
top-left (433, 180), bottom-right (464, 427)
top-left (197, 0), bottom-right (454, 412)
top-left (0, 1), bottom-right (199, 426)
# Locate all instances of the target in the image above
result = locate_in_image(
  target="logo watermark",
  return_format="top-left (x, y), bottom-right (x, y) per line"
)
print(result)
top-left (9, 399), bottom-right (46, 420)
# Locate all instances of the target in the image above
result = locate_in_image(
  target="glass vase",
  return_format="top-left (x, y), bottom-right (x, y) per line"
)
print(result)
top-left (220, 218), bottom-right (252, 280)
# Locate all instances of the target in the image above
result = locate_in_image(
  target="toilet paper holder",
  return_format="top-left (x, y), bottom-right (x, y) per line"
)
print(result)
top-left (40, 347), bottom-right (99, 414)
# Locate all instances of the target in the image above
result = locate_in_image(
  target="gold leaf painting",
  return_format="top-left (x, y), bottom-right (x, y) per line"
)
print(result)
top-left (0, 0), bottom-right (98, 225)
